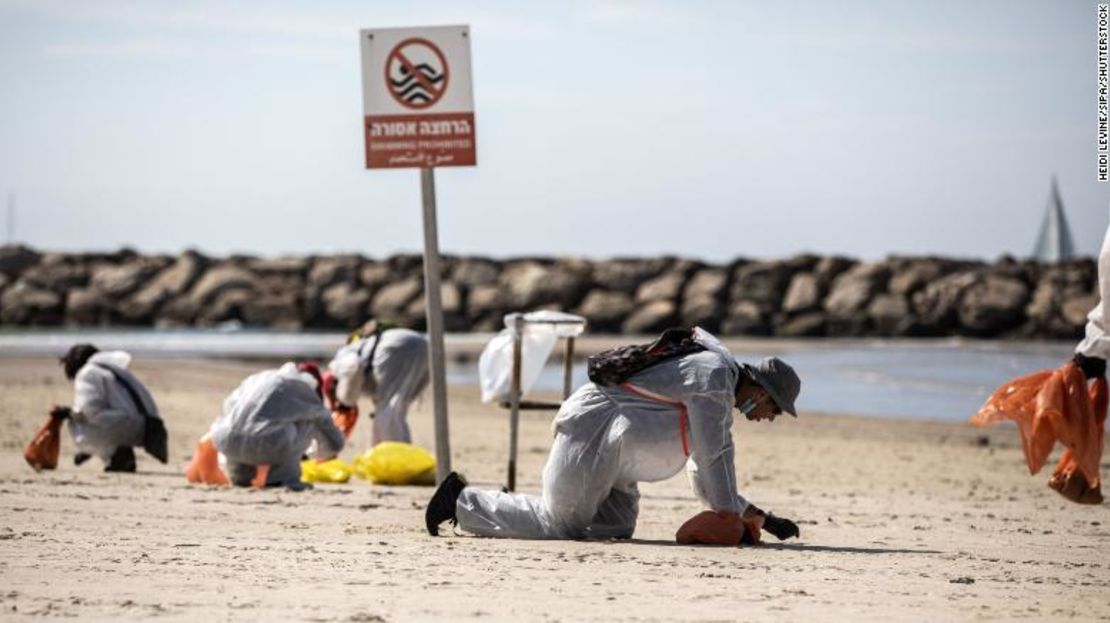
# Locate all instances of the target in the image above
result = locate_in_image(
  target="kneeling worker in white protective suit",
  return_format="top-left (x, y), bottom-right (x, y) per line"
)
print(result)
top-left (426, 328), bottom-right (803, 543)
top-left (323, 320), bottom-right (429, 446)
top-left (211, 361), bottom-right (345, 491)
top-left (50, 344), bottom-right (166, 472)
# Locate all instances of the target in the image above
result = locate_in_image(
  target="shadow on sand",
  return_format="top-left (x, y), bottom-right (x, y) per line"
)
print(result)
top-left (624, 539), bottom-right (940, 555)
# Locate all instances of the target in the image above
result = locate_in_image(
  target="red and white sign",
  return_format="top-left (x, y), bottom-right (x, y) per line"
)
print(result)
top-left (360, 26), bottom-right (476, 169)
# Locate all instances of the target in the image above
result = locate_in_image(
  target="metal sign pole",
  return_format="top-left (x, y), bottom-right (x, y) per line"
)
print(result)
top-left (420, 167), bottom-right (452, 483)
top-left (507, 314), bottom-right (523, 491)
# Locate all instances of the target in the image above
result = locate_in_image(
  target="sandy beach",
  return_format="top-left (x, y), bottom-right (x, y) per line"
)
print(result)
top-left (1, 355), bottom-right (1108, 622)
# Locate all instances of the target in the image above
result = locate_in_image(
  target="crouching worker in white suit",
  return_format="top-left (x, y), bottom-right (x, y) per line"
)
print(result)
top-left (50, 343), bottom-right (164, 472)
top-left (426, 328), bottom-right (803, 542)
top-left (324, 321), bottom-right (429, 446)
top-left (211, 362), bottom-right (345, 491)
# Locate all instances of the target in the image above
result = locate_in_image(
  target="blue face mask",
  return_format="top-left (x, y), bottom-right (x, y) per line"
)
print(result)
top-left (738, 394), bottom-right (768, 415)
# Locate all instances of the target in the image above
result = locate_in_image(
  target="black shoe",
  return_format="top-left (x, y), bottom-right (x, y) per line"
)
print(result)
top-left (105, 447), bottom-right (137, 473)
top-left (425, 471), bottom-right (468, 536)
top-left (74, 452), bottom-right (92, 466)
top-left (763, 514), bottom-right (800, 540)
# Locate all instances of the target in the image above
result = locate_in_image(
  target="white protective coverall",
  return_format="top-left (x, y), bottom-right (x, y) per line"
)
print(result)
top-left (69, 351), bottom-right (159, 465)
top-left (327, 328), bottom-right (429, 445)
top-left (211, 363), bottom-right (345, 486)
top-left (1077, 220), bottom-right (1110, 360)
top-left (456, 329), bottom-right (749, 540)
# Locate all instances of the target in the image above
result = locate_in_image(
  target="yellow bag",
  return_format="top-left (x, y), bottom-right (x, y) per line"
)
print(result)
top-left (352, 442), bottom-right (436, 486)
top-left (300, 458), bottom-right (353, 484)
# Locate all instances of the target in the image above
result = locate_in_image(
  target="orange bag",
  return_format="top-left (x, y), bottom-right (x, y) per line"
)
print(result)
top-left (24, 415), bottom-right (63, 472)
top-left (332, 405), bottom-right (359, 440)
top-left (676, 511), bottom-right (749, 546)
top-left (972, 361), bottom-right (1107, 503)
top-left (185, 436), bottom-right (271, 487)
top-left (184, 436), bottom-right (229, 486)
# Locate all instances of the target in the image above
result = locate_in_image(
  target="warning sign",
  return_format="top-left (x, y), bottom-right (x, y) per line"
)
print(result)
top-left (360, 26), bottom-right (476, 169)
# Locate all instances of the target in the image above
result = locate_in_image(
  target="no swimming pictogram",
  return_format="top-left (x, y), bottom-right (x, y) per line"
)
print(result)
top-left (385, 38), bottom-right (449, 110)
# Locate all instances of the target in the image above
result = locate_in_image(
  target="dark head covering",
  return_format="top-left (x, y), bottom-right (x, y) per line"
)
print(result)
top-left (740, 357), bottom-right (801, 417)
top-left (61, 343), bottom-right (99, 380)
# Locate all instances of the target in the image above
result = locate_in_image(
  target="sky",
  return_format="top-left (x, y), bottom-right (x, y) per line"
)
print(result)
top-left (0, 0), bottom-right (1106, 262)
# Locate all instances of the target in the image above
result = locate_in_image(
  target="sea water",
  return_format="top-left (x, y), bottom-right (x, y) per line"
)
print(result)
top-left (0, 329), bottom-right (1073, 422)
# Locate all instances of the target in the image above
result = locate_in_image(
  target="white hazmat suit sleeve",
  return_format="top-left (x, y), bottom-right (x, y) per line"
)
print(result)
top-left (1077, 220), bottom-right (1110, 360)
top-left (677, 359), bottom-right (748, 515)
top-left (329, 343), bottom-right (366, 408)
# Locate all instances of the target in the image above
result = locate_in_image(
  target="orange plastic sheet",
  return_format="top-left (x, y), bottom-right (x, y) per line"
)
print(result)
top-left (184, 435), bottom-right (271, 487)
top-left (24, 415), bottom-right (62, 472)
top-left (332, 405), bottom-right (359, 440)
top-left (972, 361), bottom-right (1107, 504)
top-left (675, 511), bottom-right (748, 546)
top-left (185, 436), bottom-right (229, 486)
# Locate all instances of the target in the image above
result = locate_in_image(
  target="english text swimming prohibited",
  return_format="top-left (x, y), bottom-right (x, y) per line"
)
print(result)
top-left (360, 26), bottom-right (476, 169)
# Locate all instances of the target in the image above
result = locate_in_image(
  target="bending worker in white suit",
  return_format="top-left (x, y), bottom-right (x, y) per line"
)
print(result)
top-left (51, 343), bottom-right (165, 472)
top-left (426, 328), bottom-right (802, 543)
top-left (324, 321), bottom-right (429, 446)
top-left (211, 361), bottom-right (345, 490)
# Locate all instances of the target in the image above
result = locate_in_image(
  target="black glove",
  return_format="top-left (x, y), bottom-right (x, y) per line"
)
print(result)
top-left (763, 514), bottom-right (800, 540)
top-left (1074, 353), bottom-right (1107, 380)
top-left (50, 405), bottom-right (72, 420)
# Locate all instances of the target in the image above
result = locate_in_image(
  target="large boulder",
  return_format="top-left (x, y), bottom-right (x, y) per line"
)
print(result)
top-left (912, 271), bottom-right (979, 335)
top-left (195, 289), bottom-right (253, 325)
top-left (730, 261), bottom-right (796, 312)
top-left (90, 258), bottom-right (167, 299)
top-left (680, 295), bottom-right (724, 331)
top-left (155, 297), bottom-right (199, 327)
top-left (308, 256), bottom-right (361, 289)
top-left (152, 251), bottom-right (207, 295)
top-left (889, 260), bottom-right (945, 296)
top-left (121, 251), bottom-right (208, 323)
top-left (500, 261), bottom-right (591, 310)
top-left (1062, 292), bottom-right (1098, 329)
top-left (359, 263), bottom-right (396, 290)
top-left (188, 265), bottom-right (255, 307)
top-left (65, 288), bottom-right (107, 325)
top-left (1024, 262), bottom-right (1098, 338)
top-left (622, 300), bottom-right (677, 334)
top-left (720, 300), bottom-right (770, 336)
top-left (370, 277), bottom-right (423, 320)
top-left (775, 312), bottom-right (827, 337)
top-left (237, 291), bottom-right (301, 329)
top-left (385, 254), bottom-right (426, 279)
top-left (452, 258), bottom-right (501, 288)
top-left (467, 284), bottom-right (505, 320)
top-left (813, 256), bottom-right (856, 290)
top-left (867, 294), bottom-right (913, 336)
top-left (20, 258), bottom-right (89, 292)
top-left (404, 282), bottom-right (464, 317)
top-left (404, 282), bottom-right (468, 331)
top-left (322, 282), bottom-right (373, 327)
top-left (1, 281), bottom-right (63, 325)
top-left (575, 290), bottom-right (636, 332)
top-left (247, 256), bottom-right (309, 276)
top-left (683, 268), bottom-right (728, 302)
top-left (823, 262), bottom-right (891, 319)
top-left (957, 275), bottom-right (1029, 335)
top-left (635, 270), bottom-right (687, 303)
top-left (591, 259), bottom-right (670, 294)
top-left (0, 245), bottom-right (40, 278)
top-left (781, 273), bottom-right (822, 314)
